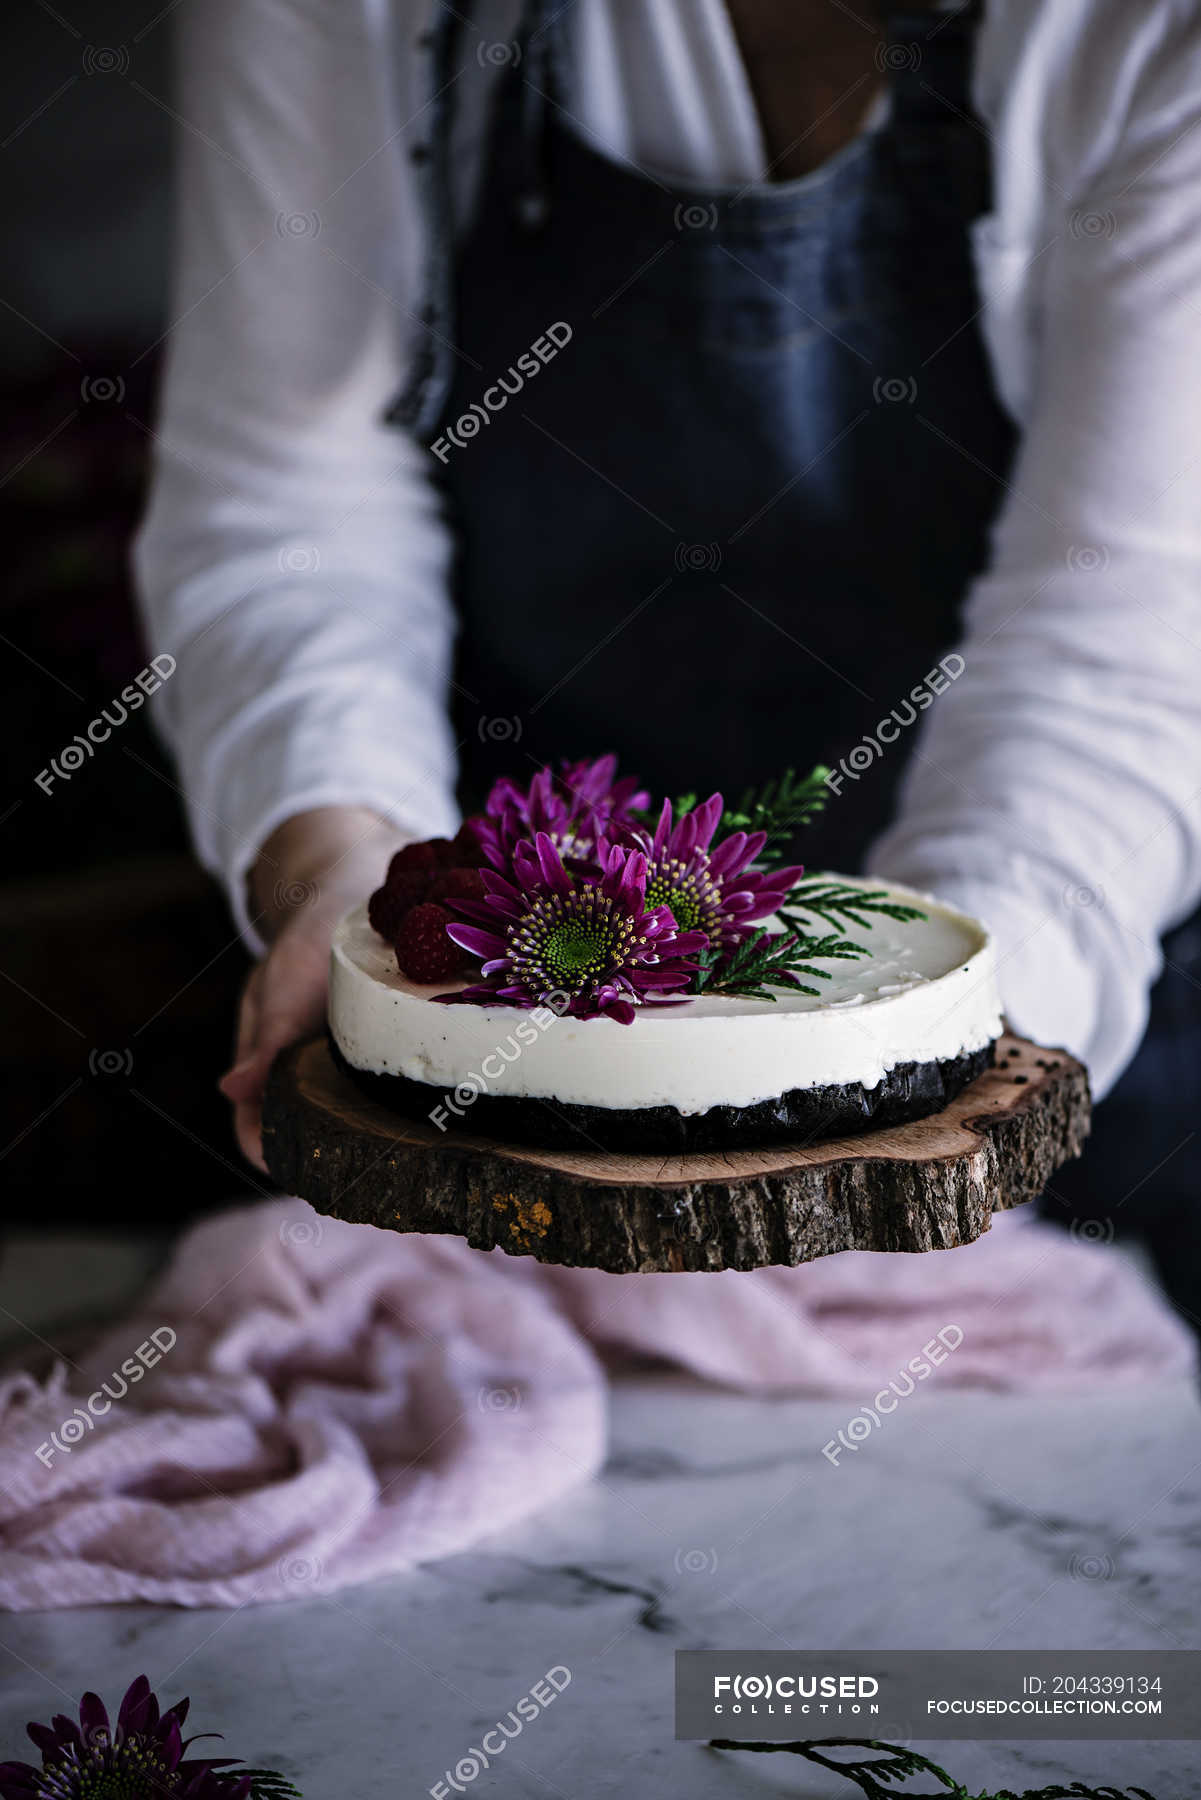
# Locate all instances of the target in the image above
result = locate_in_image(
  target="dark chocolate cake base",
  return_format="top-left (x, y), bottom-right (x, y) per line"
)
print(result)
top-left (329, 1035), bottom-right (996, 1155)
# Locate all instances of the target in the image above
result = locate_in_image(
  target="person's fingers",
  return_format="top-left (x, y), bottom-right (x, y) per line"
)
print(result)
top-left (233, 961), bottom-right (262, 1064)
top-left (219, 1059), bottom-right (264, 1103)
top-left (219, 807), bottom-right (411, 1170)
top-left (221, 924), bottom-right (332, 1164)
top-left (233, 1093), bottom-right (270, 1173)
top-left (221, 963), bottom-right (264, 1092)
top-left (220, 982), bottom-right (321, 1103)
top-left (221, 919), bottom-right (326, 1088)
top-left (227, 1012), bottom-right (303, 1164)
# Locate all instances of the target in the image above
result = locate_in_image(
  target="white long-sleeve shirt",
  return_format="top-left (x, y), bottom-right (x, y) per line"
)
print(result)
top-left (135, 0), bottom-right (1201, 1097)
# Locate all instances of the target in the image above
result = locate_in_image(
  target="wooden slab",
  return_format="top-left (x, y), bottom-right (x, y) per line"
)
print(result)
top-left (261, 1035), bottom-right (1089, 1273)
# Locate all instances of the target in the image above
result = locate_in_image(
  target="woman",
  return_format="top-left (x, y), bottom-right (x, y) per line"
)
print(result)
top-left (136, 0), bottom-right (1201, 1171)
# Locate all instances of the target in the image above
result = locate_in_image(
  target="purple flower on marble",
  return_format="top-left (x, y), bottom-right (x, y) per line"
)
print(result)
top-left (0, 1675), bottom-right (295, 1800)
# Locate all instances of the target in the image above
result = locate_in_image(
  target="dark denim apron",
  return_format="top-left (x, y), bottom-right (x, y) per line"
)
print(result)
top-left (393, 0), bottom-right (1015, 872)
top-left (391, 0), bottom-right (1201, 1311)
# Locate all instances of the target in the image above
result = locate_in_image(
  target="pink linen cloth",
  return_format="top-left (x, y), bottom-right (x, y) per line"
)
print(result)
top-left (0, 1201), bottom-right (1193, 1610)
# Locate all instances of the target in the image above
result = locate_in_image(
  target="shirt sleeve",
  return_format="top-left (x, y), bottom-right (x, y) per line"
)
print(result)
top-left (133, 0), bottom-right (459, 952)
top-left (869, 5), bottom-right (1201, 1097)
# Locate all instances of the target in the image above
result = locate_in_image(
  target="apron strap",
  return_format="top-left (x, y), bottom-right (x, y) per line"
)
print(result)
top-left (388, 0), bottom-right (986, 438)
top-left (883, 2), bottom-right (983, 119)
top-left (386, 0), bottom-right (560, 437)
top-left (515, 0), bottom-right (567, 229)
top-left (384, 1), bottom-right (470, 435)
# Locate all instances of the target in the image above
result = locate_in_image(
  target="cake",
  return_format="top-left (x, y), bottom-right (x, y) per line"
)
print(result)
top-left (327, 756), bottom-right (1002, 1154)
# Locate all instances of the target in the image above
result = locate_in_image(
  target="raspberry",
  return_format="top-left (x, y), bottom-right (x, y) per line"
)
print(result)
top-left (393, 902), bottom-right (465, 983)
top-left (387, 841), bottom-right (440, 875)
top-left (451, 821), bottom-right (487, 867)
top-left (368, 869), bottom-right (434, 940)
top-left (369, 832), bottom-right (484, 950)
top-left (367, 883), bottom-right (406, 941)
top-left (389, 868), bottom-right (435, 904)
top-left (428, 867), bottom-right (485, 904)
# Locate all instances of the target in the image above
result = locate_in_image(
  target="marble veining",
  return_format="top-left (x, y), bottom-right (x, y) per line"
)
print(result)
top-left (0, 1239), bottom-right (1199, 1797)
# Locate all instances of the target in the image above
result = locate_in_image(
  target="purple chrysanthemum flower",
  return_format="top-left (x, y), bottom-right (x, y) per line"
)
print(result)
top-left (441, 831), bottom-right (707, 1023)
top-left (610, 794), bottom-right (804, 952)
top-left (0, 1676), bottom-right (253, 1800)
top-left (470, 754), bottom-right (649, 873)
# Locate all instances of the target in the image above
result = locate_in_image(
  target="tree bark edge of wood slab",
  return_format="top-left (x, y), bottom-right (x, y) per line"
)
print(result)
top-left (261, 1035), bottom-right (1090, 1273)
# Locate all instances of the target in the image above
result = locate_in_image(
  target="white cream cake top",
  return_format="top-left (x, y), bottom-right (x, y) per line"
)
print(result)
top-left (328, 878), bottom-right (1002, 1115)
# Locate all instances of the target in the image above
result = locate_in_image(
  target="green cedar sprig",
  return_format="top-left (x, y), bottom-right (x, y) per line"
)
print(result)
top-left (708, 764), bottom-right (832, 861)
top-left (698, 882), bottom-right (925, 1001)
top-left (656, 765), bottom-right (927, 998)
top-left (781, 877), bottom-right (925, 936)
top-left (694, 929), bottom-right (863, 1001)
top-left (241, 1773), bottom-right (304, 1799)
top-left (707, 1736), bottom-right (1157, 1800)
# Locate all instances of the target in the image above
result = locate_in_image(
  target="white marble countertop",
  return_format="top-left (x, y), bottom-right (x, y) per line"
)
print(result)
top-left (0, 1234), bottom-right (1199, 1799)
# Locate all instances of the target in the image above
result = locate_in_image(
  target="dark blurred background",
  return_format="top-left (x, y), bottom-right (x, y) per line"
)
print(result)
top-left (2, 1), bottom-right (249, 1223)
top-left (1, 1), bottom-right (1197, 1344)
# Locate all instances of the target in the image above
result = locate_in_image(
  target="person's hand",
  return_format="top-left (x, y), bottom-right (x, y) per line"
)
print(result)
top-left (220, 806), bottom-right (410, 1170)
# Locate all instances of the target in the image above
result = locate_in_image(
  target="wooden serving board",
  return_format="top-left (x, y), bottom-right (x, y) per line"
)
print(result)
top-left (261, 1035), bottom-right (1089, 1274)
